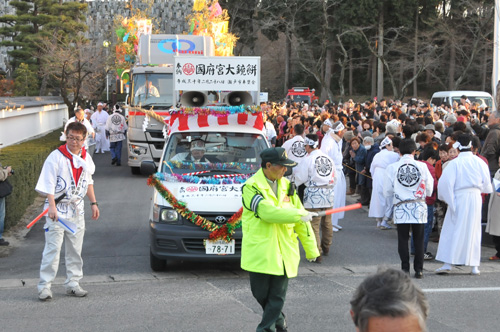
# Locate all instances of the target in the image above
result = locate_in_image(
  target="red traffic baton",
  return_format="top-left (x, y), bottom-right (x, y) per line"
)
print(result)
top-left (26, 194), bottom-right (66, 229)
top-left (316, 203), bottom-right (362, 217)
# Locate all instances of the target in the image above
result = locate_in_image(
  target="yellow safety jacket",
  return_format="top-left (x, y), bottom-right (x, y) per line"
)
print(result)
top-left (241, 169), bottom-right (320, 277)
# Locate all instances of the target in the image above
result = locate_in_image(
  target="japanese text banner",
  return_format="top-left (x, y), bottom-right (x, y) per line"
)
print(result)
top-left (174, 56), bottom-right (260, 91)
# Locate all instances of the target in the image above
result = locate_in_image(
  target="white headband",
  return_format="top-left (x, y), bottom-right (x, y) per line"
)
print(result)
top-left (333, 122), bottom-right (345, 132)
top-left (380, 137), bottom-right (392, 148)
top-left (323, 119), bottom-right (334, 127)
top-left (304, 137), bottom-right (319, 149)
top-left (453, 141), bottom-right (472, 150)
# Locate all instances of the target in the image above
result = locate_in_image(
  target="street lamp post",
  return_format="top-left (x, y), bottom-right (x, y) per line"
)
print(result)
top-left (103, 40), bottom-right (110, 103)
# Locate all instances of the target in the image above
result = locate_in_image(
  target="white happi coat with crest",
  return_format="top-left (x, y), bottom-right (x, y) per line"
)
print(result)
top-left (35, 147), bottom-right (95, 227)
top-left (294, 149), bottom-right (336, 209)
top-left (383, 154), bottom-right (433, 224)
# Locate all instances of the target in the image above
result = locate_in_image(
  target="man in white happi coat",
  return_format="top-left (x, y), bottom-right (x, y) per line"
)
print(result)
top-left (320, 120), bottom-right (346, 231)
top-left (294, 134), bottom-right (336, 262)
top-left (90, 102), bottom-right (110, 153)
top-left (435, 133), bottom-right (493, 276)
top-left (384, 139), bottom-right (433, 279)
top-left (35, 122), bottom-right (100, 301)
top-left (281, 123), bottom-right (306, 164)
top-left (369, 137), bottom-right (400, 229)
top-left (105, 105), bottom-right (128, 166)
top-left (62, 108), bottom-right (95, 153)
top-left (262, 112), bottom-right (277, 147)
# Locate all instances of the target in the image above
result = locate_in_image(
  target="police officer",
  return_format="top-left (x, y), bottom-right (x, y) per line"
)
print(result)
top-left (241, 147), bottom-right (320, 332)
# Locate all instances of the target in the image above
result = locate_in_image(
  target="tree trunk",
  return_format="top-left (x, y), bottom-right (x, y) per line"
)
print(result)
top-left (284, 29), bottom-right (292, 95)
top-left (448, 42), bottom-right (456, 90)
top-left (481, 46), bottom-right (488, 91)
top-left (371, 54), bottom-right (376, 98)
top-left (377, 5), bottom-right (384, 100)
top-left (413, 6), bottom-right (418, 97)
top-left (349, 49), bottom-right (353, 96)
top-left (321, 47), bottom-right (333, 101)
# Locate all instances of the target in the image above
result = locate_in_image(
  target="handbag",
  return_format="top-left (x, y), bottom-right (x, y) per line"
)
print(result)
top-left (0, 179), bottom-right (13, 198)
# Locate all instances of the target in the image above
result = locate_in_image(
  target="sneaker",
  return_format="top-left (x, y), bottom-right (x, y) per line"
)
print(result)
top-left (424, 252), bottom-right (434, 260)
top-left (380, 221), bottom-right (392, 230)
top-left (38, 288), bottom-right (53, 301)
top-left (0, 238), bottom-right (9, 246)
top-left (376, 220), bottom-right (381, 228)
top-left (414, 271), bottom-right (424, 279)
top-left (435, 266), bottom-right (452, 275)
top-left (332, 224), bottom-right (342, 230)
top-left (66, 285), bottom-right (88, 297)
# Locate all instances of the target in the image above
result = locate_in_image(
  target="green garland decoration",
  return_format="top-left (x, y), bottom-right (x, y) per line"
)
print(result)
top-left (147, 175), bottom-right (242, 242)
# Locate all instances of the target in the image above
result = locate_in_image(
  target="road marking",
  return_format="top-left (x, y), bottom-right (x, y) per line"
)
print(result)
top-left (423, 287), bottom-right (500, 293)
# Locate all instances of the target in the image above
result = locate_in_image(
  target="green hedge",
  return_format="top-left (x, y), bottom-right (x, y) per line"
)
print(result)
top-left (1, 129), bottom-right (63, 231)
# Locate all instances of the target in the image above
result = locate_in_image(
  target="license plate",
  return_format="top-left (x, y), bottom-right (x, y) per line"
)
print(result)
top-left (205, 239), bottom-right (235, 255)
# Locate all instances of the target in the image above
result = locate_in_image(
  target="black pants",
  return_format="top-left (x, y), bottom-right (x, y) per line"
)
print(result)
top-left (397, 223), bottom-right (425, 273)
top-left (249, 272), bottom-right (288, 332)
top-left (493, 235), bottom-right (500, 257)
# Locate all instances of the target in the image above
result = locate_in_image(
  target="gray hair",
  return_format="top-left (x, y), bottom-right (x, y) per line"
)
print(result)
top-left (350, 268), bottom-right (429, 332)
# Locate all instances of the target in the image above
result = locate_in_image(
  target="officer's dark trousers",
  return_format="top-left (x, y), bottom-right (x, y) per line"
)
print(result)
top-left (249, 271), bottom-right (288, 332)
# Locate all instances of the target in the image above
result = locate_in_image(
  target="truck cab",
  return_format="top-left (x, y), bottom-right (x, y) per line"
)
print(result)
top-left (126, 34), bottom-right (215, 175)
top-left (148, 112), bottom-right (269, 271)
top-left (286, 87), bottom-right (319, 105)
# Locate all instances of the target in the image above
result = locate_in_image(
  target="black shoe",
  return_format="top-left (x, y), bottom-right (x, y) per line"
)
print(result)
top-left (276, 326), bottom-right (288, 332)
top-left (402, 269), bottom-right (410, 275)
top-left (116, 163), bottom-right (121, 166)
top-left (111, 158), bottom-right (117, 165)
top-left (0, 238), bottom-right (9, 246)
top-left (414, 271), bottom-right (424, 279)
top-left (424, 252), bottom-right (434, 260)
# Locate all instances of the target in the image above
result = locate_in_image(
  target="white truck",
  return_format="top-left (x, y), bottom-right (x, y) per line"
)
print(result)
top-left (126, 34), bottom-right (215, 174)
top-left (145, 111), bottom-right (268, 271)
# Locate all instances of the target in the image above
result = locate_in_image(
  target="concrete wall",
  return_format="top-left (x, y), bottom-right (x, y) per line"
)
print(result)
top-left (0, 97), bottom-right (68, 147)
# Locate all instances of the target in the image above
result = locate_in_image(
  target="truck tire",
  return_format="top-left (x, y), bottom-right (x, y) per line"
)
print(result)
top-left (131, 167), bottom-right (141, 175)
top-left (150, 250), bottom-right (167, 271)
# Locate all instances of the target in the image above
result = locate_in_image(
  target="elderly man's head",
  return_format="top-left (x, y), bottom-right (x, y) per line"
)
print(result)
top-left (350, 268), bottom-right (429, 332)
top-left (190, 140), bottom-right (206, 160)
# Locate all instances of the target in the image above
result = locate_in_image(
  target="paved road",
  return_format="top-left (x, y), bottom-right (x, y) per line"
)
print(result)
top-left (1, 151), bottom-right (500, 331)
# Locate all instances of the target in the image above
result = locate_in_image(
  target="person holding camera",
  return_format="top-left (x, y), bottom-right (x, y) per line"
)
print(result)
top-left (0, 162), bottom-right (13, 246)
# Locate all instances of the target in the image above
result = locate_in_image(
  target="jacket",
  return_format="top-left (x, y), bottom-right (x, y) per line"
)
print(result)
top-left (241, 169), bottom-right (320, 277)
top-left (481, 123), bottom-right (500, 177)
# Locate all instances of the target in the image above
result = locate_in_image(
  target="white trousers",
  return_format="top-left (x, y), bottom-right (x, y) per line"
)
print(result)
top-left (38, 215), bottom-right (85, 292)
top-left (95, 125), bottom-right (110, 152)
top-left (332, 170), bottom-right (346, 226)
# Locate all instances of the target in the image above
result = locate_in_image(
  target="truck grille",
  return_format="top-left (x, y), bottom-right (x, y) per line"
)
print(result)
top-left (156, 239), bottom-right (178, 249)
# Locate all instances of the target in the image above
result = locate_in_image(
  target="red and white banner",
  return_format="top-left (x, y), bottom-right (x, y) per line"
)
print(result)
top-left (169, 113), bottom-right (263, 134)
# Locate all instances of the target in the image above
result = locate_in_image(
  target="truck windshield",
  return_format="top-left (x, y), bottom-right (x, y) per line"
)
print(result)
top-left (132, 73), bottom-right (173, 107)
top-left (162, 132), bottom-right (268, 175)
top-left (288, 94), bottom-right (310, 104)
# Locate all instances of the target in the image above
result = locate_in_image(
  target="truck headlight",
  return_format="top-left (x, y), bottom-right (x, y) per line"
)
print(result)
top-left (129, 144), bottom-right (147, 155)
top-left (160, 209), bottom-right (179, 224)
